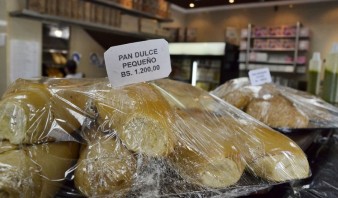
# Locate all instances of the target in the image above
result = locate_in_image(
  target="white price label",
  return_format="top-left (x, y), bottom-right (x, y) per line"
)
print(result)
top-left (248, 68), bottom-right (272, 86)
top-left (104, 39), bottom-right (171, 87)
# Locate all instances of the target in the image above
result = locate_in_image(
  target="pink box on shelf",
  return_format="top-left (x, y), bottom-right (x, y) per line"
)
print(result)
top-left (268, 39), bottom-right (283, 49)
top-left (282, 39), bottom-right (295, 49)
top-left (297, 56), bottom-right (307, 64)
top-left (269, 26), bottom-right (283, 37)
top-left (253, 39), bottom-right (268, 49)
top-left (252, 26), bottom-right (268, 37)
top-left (282, 26), bottom-right (296, 37)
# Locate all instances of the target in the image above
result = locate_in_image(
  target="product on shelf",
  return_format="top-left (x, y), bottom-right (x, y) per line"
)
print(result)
top-left (211, 77), bottom-right (338, 129)
top-left (26, 0), bottom-right (169, 34)
top-left (246, 94), bottom-right (309, 128)
top-left (240, 23), bottom-right (310, 75)
top-left (0, 78), bottom-right (312, 197)
top-left (28, 0), bottom-right (46, 13)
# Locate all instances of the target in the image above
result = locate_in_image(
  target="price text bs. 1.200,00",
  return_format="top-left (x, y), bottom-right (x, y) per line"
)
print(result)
top-left (121, 65), bottom-right (160, 77)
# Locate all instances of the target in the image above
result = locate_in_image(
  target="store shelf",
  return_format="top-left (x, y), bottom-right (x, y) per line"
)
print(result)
top-left (242, 36), bottom-right (309, 39)
top-left (251, 48), bottom-right (297, 52)
top-left (84, 0), bottom-right (173, 22)
top-left (10, 9), bottom-right (165, 40)
top-left (239, 61), bottom-right (305, 66)
top-left (239, 64), bottom-right (306, 74)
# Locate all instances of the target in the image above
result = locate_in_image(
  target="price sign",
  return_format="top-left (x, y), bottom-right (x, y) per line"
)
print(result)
top-left (104, 39), bottom-right (171, 87)
top-left (248, 68), bottom-right (272, 86)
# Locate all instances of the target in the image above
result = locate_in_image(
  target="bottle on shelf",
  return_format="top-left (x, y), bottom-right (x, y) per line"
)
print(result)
top-left (322, 43), bottom-right (338, 103)
top-left (307, 52), bottom-right (322, 95)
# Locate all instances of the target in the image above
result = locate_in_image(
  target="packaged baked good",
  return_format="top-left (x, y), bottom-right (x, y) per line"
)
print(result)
top-left (211, 77), bottom-right (338, 129)
top-left (0, 78), bottom-right (311, 197)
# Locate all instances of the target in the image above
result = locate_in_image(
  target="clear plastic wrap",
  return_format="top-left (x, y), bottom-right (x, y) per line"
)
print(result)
top-left (0, 78), bottom-right (311, 197)
top-left (211, 77), bottom-right (338, 130)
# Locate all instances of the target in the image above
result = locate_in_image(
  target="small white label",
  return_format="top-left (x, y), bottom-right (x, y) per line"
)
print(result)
top-left (248, 68), bottom-right (272, 86)
top-left (0, 33), bottom-right (6, 47)
top-left (104, 39), bottom-right (171, 87)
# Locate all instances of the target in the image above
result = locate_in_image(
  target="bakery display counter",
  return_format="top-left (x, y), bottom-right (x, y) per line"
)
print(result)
top-left (0, 78), bottom-right (314, 197)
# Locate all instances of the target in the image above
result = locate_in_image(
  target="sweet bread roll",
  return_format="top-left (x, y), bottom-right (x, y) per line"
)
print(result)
top-left (0, 141), bottom-right (18, 154)
top-left (74, 133), bottom-right (136, 197)
top-left (51, 89), bottom-right (96, 134)
top-left (169, 109), bottom-right (244, 188)
top-left (232, 123), bottom-right (310, 182)
top-left (0, 142), bottom-right (79, 197)
top-left (221, 90), bottom-right (253, 109)
top-left (0, 83), bottom-right (53, 144)
top-left (245, 95), bottom-right (309, 128)
top-left (153, 79), bottom-right (215, 110)
top-left (96, 83), bottom-right (176, 157)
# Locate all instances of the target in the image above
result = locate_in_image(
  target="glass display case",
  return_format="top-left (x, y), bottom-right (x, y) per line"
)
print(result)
top-left (168, 42), bottom-right (227, 91)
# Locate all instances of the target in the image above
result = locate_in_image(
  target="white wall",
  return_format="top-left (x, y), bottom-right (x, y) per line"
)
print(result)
top-left (69, 26), bottom-right (107, 78)
top-left (183, 1), bottom-right (338, 59)
top-left (0, 0), bottom-right (7, 95)
top-left (0, 0), bottom-right (42, 95)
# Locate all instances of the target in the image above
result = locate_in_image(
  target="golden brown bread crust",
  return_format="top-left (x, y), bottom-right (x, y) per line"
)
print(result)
top-left (74, 134), bottom-right (136, 197)
top-left (215, 81), bottom-right (310, 128)
top-left (0, 83), bottom-right (54, 144)
top-left (245, 95), bottom-right (309, 128)
top-left (96, 83), bottom-right (177, 157)
top-left (232, 124), bottom-right (310, 182)
top-left (222, 90), bottom-right (253, 109)
top-left (0, 142), bottom-right (79, 198)
top-left (153, 79), bottom-right (215, 110)
top-left (169, 109), bottom-right (244, 188)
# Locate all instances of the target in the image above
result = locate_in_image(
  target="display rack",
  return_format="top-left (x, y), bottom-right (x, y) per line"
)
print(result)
top-left (10, 0), bottom-right (173, 42)
top-left (84, 0), bottom-right (172, 22)
top-left (239, 22), bottom-right (310, 74)
top-left (10, 9), bottom-right (164, 40)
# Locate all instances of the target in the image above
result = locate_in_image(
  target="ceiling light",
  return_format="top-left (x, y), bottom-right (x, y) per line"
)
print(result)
top-left (229, 0), bottom-right (235, 3)
top-left (189, 3), bottom-right (195, 8)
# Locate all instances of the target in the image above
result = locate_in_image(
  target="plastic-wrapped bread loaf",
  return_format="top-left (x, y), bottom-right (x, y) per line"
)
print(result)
top-left (211, 78), bottom-right (310, 128)
top-left (95, 83), bottom-right (177, 157)
top-left (226, 119), bottom-right (310, 182)
top-left (169, 109), bottom-right (244, 188)
top-left (50, 80), bottom-right (98, 134)
top-left (154, 79), bottom-right (309, 183)
top-left (248, 126), bottom-right (310, 181)
top-left (74, 130), bottom-right (136, 197)
top-left (245, 95), bottom-right (309, 128)
top-left (0, 82), bottom-right (53, 144)
top-left (153, 79), bottom-right (215, 110)
top-left (0, 142), bottom-right (79, 197)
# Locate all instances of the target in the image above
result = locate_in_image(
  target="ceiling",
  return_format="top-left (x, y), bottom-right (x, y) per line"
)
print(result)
top-left (166, 0), bottom-right (290, 9)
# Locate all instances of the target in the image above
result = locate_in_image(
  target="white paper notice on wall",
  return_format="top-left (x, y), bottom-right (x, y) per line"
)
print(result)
top-left (0, 33), bottom-right (5, 46)
top-left (10, 40), bottom-right (40, 82)
top-left (104, 39), bottom-right (171, 87)
top-left (248, 67), bottom-right (272, 86)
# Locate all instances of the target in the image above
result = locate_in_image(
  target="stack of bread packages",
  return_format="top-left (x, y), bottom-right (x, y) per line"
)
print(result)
top-left (0, 77), bottom-right (312, 197)
top-left (211, 77), bottom-right (338, 130)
